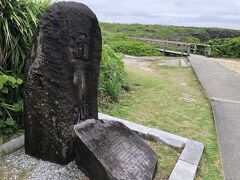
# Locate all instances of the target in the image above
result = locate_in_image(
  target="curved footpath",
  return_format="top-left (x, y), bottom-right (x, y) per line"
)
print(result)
top-left (189, 54), bottom-right (240, 180)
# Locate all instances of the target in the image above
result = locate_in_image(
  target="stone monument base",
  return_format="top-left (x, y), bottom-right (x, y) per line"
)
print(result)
top-left (74, 119), bottom-right (158, 180)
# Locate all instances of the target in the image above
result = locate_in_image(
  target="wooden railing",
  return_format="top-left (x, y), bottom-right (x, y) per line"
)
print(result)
top-left (133, 37), bottom-right (211, 57)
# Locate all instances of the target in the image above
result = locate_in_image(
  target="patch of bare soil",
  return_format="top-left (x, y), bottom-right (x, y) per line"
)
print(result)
top-left (123, 55), bottom-right (158, 72)
top-left (180, 94), bottom-right (196, 103)
top-left (210, 57), bottom-right (240, 74)
top-left (123, 55), bottom-right (187, 72)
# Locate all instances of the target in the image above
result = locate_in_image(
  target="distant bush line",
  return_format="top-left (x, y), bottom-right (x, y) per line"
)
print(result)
top-left (100, 22), bottom-right (240, 43)
top-left (208, 37), bottom-right (240, 58)
top-left (100, 23), bottom-right (240, 59)
top-left (103, 33), bottom-right (162, 56)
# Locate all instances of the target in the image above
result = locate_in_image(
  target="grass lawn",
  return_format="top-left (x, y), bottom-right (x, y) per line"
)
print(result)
top-left (99, 58), bottom-right (223, 179)
top-left (148, 141), bottom-right (181, 179)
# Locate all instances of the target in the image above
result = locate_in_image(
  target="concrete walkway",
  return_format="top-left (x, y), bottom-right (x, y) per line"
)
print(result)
top-left (189, 55), bottom-right (240, 180)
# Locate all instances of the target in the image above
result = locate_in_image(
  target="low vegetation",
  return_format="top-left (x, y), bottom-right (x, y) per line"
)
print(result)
top-left (0, 69), bottom-right (23, 143)
top-left (99, 45), bottom-right (127, 101)
top-left (101, 22), bottom-right (240, 43)
top-left (209, 37), bottom-right (240, 58)
top-left (103, 33), bottom-right (162, 56)
top-left (0, 0), bottom-right (52, 75)
top-left (101, 23), bottom-right (240, 59)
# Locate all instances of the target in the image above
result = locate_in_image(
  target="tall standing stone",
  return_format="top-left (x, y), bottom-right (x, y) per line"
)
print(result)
top-left (23, 2), bottom-right (102, 165)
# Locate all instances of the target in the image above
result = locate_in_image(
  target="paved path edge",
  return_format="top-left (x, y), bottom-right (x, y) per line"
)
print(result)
top-left (187, 55), bottom-right (226, 179)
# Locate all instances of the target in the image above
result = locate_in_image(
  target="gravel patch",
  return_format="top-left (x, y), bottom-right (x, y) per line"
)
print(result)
top-left (0, 148), bottom-right (89, 180)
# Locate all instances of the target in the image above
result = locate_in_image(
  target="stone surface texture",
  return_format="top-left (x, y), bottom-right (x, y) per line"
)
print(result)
top-left (169, 160), bottom-right (197, 180)
top-left (179, 140), bottom-right (204, 166)
top-left (74, 119), bottom-right (158, 180)
top-left (23, 2), bottom-right (101, 165)
top-left (0, 136), bottom-right (24, 157)
top-left (99, 113), bottom-right (188, 147)
top-left (98, 113), bottom-right (151, 137)
top-left (148, 128), bottom-right (187, 148)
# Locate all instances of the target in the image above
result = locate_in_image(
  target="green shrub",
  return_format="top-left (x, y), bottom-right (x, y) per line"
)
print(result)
top-left (104, 34), bottom-right (162, 56)
top-left (0, 0), bottom-right (52, 75)
top-left (0, 0), bottom-right (52, 141)
top-left (0, 69), bottom-right (23, 141)
top-left (209, 37), bottom-right (240, 58)
top-left (99, 45), bottom-right (127, 101)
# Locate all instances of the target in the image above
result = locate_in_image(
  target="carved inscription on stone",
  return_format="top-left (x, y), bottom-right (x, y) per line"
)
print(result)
top-left (74, 119), bottom-right (158, 180)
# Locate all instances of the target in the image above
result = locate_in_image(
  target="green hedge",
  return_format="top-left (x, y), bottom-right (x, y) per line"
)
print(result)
top-left (99, 45), bottom-right (127, 101)
top-left (104, 34), bottom-right (162, 56)
top-left (209, 37), bottom-right (240, 58)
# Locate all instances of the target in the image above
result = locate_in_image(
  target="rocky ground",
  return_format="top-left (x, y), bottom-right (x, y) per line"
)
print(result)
top-left (0, 149), bottom-right (89, 180)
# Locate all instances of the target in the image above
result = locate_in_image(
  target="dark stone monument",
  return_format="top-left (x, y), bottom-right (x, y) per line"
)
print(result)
top-left (23, 2), bottom-right (101, 165)
top-left (74, 119), bottom-right (158, 180)
top-left (24, 1), bottom-right (158, 179)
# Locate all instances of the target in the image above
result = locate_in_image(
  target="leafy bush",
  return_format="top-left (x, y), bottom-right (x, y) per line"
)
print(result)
top-left (0, 0), bottom-right (52, 141)
top-left (0, 69), bottom-right (23, 140)
top-left (99, 45), bottom-right (127, 101)
top-left (0, 0), bottom-right (52, 75)
top-left (209, 37), bottom-right (240, 58)
top-left (104, 34), bottom-right (162, 56)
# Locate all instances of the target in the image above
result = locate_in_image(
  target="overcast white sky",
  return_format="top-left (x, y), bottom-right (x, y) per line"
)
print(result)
top-left (64, 0), bottom-right (240, 29)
